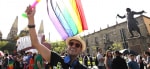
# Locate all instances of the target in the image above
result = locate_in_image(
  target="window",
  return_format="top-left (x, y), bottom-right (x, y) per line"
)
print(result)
top-left (95, 37), bottom-right (98, 44)
top-left (120, 28), bottom-right (126, 41)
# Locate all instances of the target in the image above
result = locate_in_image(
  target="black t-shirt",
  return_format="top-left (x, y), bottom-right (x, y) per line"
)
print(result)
top-left (112, 56), bottom-right (128, 69)
top-left (50, 51), bottom-right (87, 69)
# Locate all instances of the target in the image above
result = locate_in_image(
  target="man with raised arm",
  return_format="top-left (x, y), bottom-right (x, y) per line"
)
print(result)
top-left (25, 5), bottom-right (87, 69)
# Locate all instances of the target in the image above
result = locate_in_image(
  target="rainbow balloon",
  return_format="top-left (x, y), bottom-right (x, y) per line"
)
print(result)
top-left (47, 0), bottom-right (88, 40)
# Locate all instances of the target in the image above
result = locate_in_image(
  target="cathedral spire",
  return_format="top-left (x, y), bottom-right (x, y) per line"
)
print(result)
top-left (0, 30), bottom-right (2, 40)
top-left (7, 16), bottom-right (18, 40)
top-left (38, 20), bottom-right (44, 34)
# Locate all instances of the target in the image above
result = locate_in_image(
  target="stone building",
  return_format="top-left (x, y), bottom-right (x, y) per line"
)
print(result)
top-left (7, 16), bottom-right (18, 40)
top-left (18, 20), bottom-right (44, 37)
top-left (38, 20), bottom-right (44, 34)
top-left (83, 15), bottom-right (150, 55)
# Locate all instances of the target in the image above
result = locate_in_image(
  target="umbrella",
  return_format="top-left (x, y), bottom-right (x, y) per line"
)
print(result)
top-left (120, 49), bottom-right (138, 55)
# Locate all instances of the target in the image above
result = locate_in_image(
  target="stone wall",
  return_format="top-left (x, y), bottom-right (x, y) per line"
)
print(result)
top-left (127, 36), bottom-right (148, 54)
top-left (83, 15), bottom-right (150, 54)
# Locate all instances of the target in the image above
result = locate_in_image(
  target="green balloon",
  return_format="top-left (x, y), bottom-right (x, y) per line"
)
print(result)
top-left (22, 13), bottom-right (27, 18)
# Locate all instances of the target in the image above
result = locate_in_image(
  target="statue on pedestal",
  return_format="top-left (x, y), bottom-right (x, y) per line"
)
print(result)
top-left (117, 8), bottom-right (145, 38)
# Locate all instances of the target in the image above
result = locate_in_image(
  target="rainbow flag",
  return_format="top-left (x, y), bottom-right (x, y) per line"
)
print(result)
top-left (7, 60), bottom-right (14, 69)
top-left (47, 0), bottom-right (88, 40)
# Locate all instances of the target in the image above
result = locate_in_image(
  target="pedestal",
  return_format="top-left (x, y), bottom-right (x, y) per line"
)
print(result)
top-left (127, 36), bottom-right (148, 54)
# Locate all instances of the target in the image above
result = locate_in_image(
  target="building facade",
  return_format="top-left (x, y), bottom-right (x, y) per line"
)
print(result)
top-left (83, 15), bottom-right (150, 55)
top-left (7, 16), bottom-right (18, 40)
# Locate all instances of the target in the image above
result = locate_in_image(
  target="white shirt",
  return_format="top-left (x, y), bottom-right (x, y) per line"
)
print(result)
top-left (97, 52), bottom-right (104, 66)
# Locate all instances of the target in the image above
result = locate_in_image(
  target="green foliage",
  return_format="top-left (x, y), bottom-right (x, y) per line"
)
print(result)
top-left (0, 41), bottom-right (16, 54)
top-left (0, 41), bottom-right (8, 48)
top-left (51, 41), bottom-right (66, 53)
top-left (109, 42), bottom-right (123, 51)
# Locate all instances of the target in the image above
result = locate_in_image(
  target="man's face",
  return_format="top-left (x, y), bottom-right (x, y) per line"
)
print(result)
top-left (129, 55), bottom-right (135, 60)
top-left (67, 39), bottom-right (82, 56)
top-left (99, 49), bottom-right (102, 53)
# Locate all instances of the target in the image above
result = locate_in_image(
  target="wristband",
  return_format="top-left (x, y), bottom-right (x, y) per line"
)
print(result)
top-left (28, 25), bottom-right (35, 28)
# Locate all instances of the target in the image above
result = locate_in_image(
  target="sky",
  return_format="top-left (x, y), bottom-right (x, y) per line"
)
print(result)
top-left (0, 0), bottom-right (150, 42)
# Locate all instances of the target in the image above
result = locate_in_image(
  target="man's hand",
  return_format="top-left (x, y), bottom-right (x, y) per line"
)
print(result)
top-left (143, 10), bottom-right (146, 13)
top-left (117, 14), bottom-right (119, 17)
top-left (25, 5), bottom-right (36, 19)
top-left (25, 5), bottom-right (36, 25)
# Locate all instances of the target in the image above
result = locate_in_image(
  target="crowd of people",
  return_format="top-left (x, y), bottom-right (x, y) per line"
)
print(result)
top-left (95, 48), bottom-right (150, 69)
top-left (0, 51), bottom-right (50, 69)
top-left (1, 48), bottom-right (150, 69)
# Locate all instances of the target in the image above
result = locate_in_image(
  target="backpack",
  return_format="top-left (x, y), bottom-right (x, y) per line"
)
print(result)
top-left (95, 57), bottom-right (98, 66)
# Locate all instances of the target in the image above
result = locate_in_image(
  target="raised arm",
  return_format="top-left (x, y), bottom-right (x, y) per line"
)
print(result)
top-left (133, 10), bottom-right (145, 15)
top-left (117, 14), bottom-right (126, 19)
top-left (25, 6), bottom-right (51, 62)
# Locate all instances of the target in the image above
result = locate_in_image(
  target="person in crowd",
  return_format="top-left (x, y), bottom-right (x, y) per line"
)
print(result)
top-left (34, 53), bottom-right (44, 69)
top-left (143, 51), bottom-right (150, 69)
top-left (23, 53), bottom-right (28, 69)
top-left (97, 48), bottom-right (105, 69)
top-left (26, 51), bottom-right (33, 69)
top-left (104, 50), bottom-right (113, 69)
top-left (136, 55), bottom-right (144, 69)
top-left (0, 56), bottom-right (3, 69)
top-left (88, 54), bottom-right (93, 68)
top-left (127, 54), bottom-right (140, 69)
top-left (25, 5), bottom-right (87, 69)
top-left (13, 54), bottom-right (19, 69)
top-left (83, 54), bottom-right (88, 67)
top-left (29, 53), bottom-right (36, 69)
top-left (14, 54), bottom-right (24, 69)
top-left (111, 51), bottom-right (128, 69)
top-left (2, 53), bottom-right (9, 69)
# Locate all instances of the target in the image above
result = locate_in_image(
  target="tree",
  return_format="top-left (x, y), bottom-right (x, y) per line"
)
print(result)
top-left (0, 41), bottom-right (16, 54)
top-left (109, 42), bottom-right (123, 51)
top-left (0, 41), bottom-right (8, 48)
top-left (51, 41), bottom-right (66, 54)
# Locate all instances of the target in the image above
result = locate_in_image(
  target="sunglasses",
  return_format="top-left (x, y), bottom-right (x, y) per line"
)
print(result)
top-left (69, 42), bottom-right (81, 48)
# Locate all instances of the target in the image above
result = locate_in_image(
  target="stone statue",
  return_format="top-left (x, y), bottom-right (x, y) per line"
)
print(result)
top-left (117, 8), bottom-right (145, 38)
